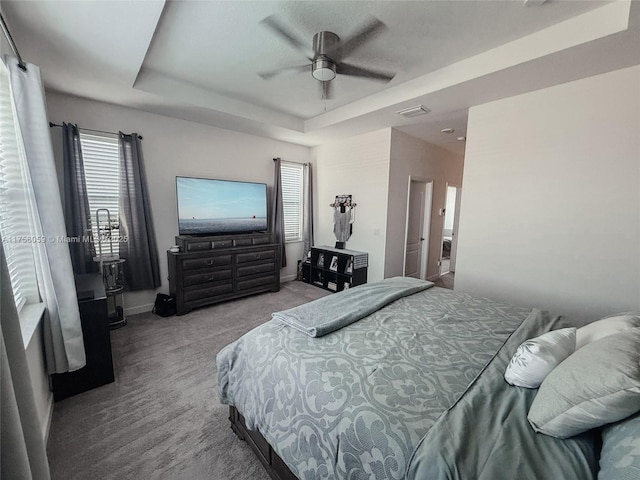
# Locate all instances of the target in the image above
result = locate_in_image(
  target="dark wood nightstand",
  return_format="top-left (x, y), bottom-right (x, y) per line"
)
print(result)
top-left (51, 274), bottom-right (115, 401)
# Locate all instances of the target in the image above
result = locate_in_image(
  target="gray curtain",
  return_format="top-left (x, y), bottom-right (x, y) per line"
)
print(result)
top-left (8, 58), bottom-right (85, 374)
top-left (271, 158), bottom-right (287, 268)
top-left (62, 123), bottom-right (97, 274)
top-left (1, 244), bottom-right (52, 480)
top-left (302, 163), bottom-right (314, 260)
top-left (118, 132), bottom-right (161, 291)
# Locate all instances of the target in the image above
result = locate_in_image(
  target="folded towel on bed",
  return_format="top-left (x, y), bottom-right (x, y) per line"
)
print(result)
top-left (273, 276), bottom-right (433, 337)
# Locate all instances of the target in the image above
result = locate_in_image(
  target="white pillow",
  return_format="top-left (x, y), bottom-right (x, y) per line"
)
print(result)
top-left (576, 313), bottom-right (640, 349)
top-left (504, 327), bottom-right (576, 388)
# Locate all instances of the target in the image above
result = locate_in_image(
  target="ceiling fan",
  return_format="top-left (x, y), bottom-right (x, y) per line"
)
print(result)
top-left (258, 15), bottom-right (396, 99)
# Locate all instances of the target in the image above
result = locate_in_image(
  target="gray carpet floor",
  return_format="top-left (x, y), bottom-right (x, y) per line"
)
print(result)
top-left (47, 280), bottom-right (328, 480)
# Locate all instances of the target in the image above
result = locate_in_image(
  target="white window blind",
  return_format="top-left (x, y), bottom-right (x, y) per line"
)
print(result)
top-left (0, 61), bottom-right (39, 311)
top-left (281, 162), bottom-right (303, 242)
top-left (79, 133), bottom-right (120, 257)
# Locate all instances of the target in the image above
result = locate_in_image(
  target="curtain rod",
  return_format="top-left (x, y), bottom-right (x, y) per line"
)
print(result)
top-left (273, 158), bottom-right (308, 166)
top-left (49, 122), bottom-right (143, 140)
top-left (0, 12), bottom-right (26, 71)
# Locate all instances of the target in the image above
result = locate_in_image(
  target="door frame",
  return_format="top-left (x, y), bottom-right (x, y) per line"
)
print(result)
top-left (403, 176), bottom-right (433, 279)
top-left (439, 182), bottom-right (461, 275)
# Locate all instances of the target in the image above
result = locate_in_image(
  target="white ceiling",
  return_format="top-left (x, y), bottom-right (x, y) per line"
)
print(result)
top-left (2, 0), bottom-right (639, 155)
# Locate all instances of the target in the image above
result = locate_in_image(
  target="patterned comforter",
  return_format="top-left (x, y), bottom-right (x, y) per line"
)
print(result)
top-left (216, 286), bottom-right (538, 479)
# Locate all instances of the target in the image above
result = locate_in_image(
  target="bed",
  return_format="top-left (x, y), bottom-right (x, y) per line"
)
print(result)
top-left (216, 278), bottom-right (640, 480)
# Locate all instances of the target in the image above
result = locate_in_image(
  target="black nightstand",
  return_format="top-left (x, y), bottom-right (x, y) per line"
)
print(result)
top-left (51, 274), bottom-right (115, 401)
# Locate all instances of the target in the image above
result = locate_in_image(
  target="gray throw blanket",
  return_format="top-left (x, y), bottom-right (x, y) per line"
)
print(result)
top-left (272, 276), bottom-right (433, 337)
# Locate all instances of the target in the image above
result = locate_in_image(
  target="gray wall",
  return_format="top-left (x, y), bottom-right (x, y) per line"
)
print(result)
top-left (455, 65), bottom-right (640, 323)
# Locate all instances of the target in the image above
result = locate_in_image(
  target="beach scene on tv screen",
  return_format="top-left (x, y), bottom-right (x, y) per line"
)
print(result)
top-left (177, 177), bottom-right (267, 234)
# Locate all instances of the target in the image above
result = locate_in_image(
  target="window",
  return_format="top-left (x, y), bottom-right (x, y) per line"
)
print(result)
top-left (280, 162), bottom-right (304, 242)
top-left (79, 133), bottom-right (120, 257)
top-left (0, 61), bottom-right (39, 311)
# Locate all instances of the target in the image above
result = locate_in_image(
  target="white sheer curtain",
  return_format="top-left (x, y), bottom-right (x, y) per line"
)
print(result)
top-left (1, 242), bottom-right (51, 479)
top-left (7, 58), bottom-right (85, 373)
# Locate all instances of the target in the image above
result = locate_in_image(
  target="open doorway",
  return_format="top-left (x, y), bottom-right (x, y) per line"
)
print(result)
top-left (403, 177), bottom-right (433, 279)
top-left (439, 184), bottom-right (461, 284)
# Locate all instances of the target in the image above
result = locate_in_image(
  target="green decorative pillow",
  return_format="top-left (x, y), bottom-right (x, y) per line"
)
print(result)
top-left (576, 312), bottom-right (640, 349)
top-left (527, 328), bottom-right (640, 439)
top-left (599, 412), bottom-right (640, 480)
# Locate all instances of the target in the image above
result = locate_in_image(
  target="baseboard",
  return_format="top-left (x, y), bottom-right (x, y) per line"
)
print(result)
top-left (43, 391), bottom-right (54, 443)
top-left (125, 303), bottom-right (154, 316)
top-left (427, 274), bottom-right (441, 282)
top-left (125, 280), bottom-right (298, 317)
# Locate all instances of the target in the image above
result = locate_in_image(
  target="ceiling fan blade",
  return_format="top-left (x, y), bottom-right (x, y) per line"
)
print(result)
top-left (318, 80), bottom-right (333, 100)
top-left (337, 62), bottom-right (396, 82)
top-left (260, 16), bottom-right (314, 61)
top-left (338, 17), bottom-right (387, 59)
top-left (258, 64), bottom-right (310, 80)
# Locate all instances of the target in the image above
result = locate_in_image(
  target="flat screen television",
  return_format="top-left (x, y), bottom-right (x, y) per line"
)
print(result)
top-left (176, 176), bottom-right (268, 236)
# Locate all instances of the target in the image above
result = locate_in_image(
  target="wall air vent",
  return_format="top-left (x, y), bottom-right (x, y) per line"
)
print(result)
top-left (396, 105), bottom-right (431, 118)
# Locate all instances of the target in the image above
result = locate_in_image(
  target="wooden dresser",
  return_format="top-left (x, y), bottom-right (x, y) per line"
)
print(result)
top-left (168, 233), bottom-right (280, 315)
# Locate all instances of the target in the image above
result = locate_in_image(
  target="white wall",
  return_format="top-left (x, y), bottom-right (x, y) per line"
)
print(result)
top-left (385, 129), bottom-right (464, 279)
top-left (46, 92), bottom-right (311, 313)
top-left (455, 65), bottom-right (640, 323)
top-left (310, 129), bottom-right (392, 282)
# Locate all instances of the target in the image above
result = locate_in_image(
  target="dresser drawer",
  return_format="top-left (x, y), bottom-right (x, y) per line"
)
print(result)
top-left (182, 255), bottom-right (232, 271)
top-left (211, 239), bottom-right (233, 249)
top-left (237, 274), bottom-right (276, 291)
top-left (183, 268), bottom-right (233, 287)
top-left (233, 237), bottom-right (252, 247)
top-left (236, 249), bottom-right (275, 264)
top-left (184, 283), bottom-right (233, 302)
top-left (186, 241), bottom-right (211, 252)
top-left (237, 263), bottom-right (275, 277)
top-left (252, 236), bottom-right (270, 245)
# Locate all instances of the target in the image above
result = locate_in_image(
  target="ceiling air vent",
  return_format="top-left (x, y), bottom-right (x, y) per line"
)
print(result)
top-left (523, 0), bottom-right (546, 7)
top-left (396, 105), bottom-right (431, 118)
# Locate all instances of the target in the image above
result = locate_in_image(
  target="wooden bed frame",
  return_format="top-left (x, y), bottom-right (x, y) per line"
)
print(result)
top-left (228, 406), bottom-right (298, 480)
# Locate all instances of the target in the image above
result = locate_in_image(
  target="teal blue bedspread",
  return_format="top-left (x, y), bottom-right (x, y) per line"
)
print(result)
top-left (216, 285), bottom-right (598, 479)
top-left (272, 276), bottom-right (432, 337)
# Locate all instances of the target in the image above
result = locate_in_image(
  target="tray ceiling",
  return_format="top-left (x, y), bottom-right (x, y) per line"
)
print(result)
top-left (2, 0), bottom-right (638, 154)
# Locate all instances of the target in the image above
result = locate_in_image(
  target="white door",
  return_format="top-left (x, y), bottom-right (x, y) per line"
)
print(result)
top-left (404, 179), bottom-right (432, 279)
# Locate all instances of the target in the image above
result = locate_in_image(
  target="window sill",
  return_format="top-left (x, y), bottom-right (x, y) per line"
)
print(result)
top-left (285, 239), bottom-right (303, 244)
top-left (20, 302), bottom-right (45, 349)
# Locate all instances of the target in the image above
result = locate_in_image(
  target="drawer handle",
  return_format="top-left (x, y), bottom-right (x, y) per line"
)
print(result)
top-left (205, 259), bottom-right (214, 265)
top-left (205, 275), bottom-right (215, 281)
top-left (256, 254), bottom-right (261, 259)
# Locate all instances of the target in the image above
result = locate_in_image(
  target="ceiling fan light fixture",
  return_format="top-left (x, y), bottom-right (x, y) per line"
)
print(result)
top-left (312, 57), bottom-right (336, 81)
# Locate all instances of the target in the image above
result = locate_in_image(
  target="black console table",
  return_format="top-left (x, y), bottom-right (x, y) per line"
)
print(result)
top-left (168, 233), bottom-right (281, 315)
top-left (51, 274), bottom-right (115, 401)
